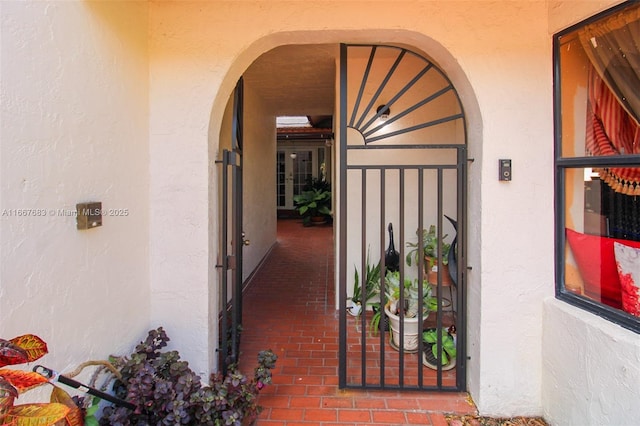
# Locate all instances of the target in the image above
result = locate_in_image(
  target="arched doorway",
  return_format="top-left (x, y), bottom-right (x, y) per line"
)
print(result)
top-left (215, 37), bottom-right (476, 389)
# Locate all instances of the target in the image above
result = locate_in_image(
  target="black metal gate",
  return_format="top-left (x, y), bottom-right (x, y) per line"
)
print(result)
top-left (338, 44), bottom-right (467, 391)
top-left (217, 78), bottom-right (245, 373)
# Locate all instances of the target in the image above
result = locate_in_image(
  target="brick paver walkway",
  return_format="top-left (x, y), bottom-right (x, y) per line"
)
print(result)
top-left (238, 219), bottom-right (477, 425)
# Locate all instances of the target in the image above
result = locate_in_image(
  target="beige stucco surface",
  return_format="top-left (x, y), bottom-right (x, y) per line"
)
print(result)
top-left (542, 299), bottom-right (640, 425)
top-left (1, 1), bottom-right (150, 375)
top-left (1, 0), bottom-right (638, 423)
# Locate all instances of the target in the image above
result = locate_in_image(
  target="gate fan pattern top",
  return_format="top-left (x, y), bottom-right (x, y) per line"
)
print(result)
top-left (346, 45), bottom-right (465, 145)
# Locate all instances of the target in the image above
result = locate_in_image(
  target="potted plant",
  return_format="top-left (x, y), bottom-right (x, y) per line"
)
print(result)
top-left (303, 176), bottom-right (331, 193)
top-left (422, 326), bottom-right (457, 370)
top-left (406, 225), bottom-right (453, 285)
top-left (293, 188), bottom-right (332, 226)
top-left (348, 251), bottom-right (381, 316)
top-left (369, 300), bottom-right (386, 335)
top-left (383, 271), bottom-right (438, 352)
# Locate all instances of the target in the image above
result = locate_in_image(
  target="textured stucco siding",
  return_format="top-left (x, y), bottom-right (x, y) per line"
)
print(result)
top-left (0, 1), bottom-right (150, 375)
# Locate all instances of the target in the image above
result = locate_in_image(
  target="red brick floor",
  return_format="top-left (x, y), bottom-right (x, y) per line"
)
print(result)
top-left (238, 219), bottom-right (477, 425)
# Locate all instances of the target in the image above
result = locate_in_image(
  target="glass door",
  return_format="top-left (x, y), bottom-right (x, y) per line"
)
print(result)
top-left (277, 149), bottom-right (315, 210)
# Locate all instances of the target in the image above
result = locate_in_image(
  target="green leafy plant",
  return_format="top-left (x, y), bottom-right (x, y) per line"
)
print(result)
top-left (368, 300), bottom-right (388, 336)
top-left (384, 270), bottom-right (438, 318)
top-left (0, 334), bottom-right (84, 426)
top-left (422, 328), bottom-right (457, 365)
top-left (347, 249), bottom-right (385, 331)
top-left (406, 225), bottom-right (451, 270)
top-left (81, 396), bottom-right (100, 426)
top-left (99, 327), bottom-right (277, 426)
top-left (293, 188), bottom-right (331, 225)
top-left (303, 177), bottom-right (331, 193)
top-left (350, 251), bottom-right (381, 307)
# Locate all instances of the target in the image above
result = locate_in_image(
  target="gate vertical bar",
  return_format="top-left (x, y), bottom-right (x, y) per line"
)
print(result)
top-left (457, 147), bottom-right (468, 390)
top-left (360, 169), bottom-right (367, 385)
top-left (436, 168), bottom-right (444, 387)
top-left (418, 168), bottom-right (425, 388)
top-left (338, 43), bottom-right (348, 388)
top-left (378, 168), bottom-right (387, 387)
top-left (380, 169), bottom-right (389, 386)
top-left (399, 167), bottom-right (408, 388)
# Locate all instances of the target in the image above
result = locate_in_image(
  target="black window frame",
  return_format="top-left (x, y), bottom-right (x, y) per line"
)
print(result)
top-left (553, 0), bottom-right (640, 334)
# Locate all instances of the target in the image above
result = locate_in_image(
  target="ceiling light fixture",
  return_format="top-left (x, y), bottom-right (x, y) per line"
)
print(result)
top-left (376, 105), bottom-right (391, 121)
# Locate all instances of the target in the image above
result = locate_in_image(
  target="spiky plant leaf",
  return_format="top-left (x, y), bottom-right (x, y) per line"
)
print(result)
top-left (8, 336), bottom-right (47, 364)
top-left (50, 387), bottom-right (83, 426)
top-left (4, 403), bottom-right (69, 426)
top-left (0, 341), bottom-right (28, 368)
top-left (0, 371), bottom-right (49, 394)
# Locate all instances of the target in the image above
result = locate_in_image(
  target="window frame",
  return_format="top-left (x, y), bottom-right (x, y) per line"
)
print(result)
top-left (553, 0), bottom-right (640, 333)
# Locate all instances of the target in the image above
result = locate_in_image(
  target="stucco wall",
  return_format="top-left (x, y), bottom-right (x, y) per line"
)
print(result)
top-left (241, 82), bottom-right (277, 280)
top-left (542, 299), bottom-right (640, 425)
top-left (0, 0), bottom-right (149, 374)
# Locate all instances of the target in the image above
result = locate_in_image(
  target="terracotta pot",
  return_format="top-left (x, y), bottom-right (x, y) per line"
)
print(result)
top-left (425, 257), bottom-right (453, 286)
top-left (310, 215), bottom-right (326, 225)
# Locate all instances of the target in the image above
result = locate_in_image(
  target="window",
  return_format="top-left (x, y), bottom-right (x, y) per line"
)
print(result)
top-left (554, 1), bottom-right (640, 332)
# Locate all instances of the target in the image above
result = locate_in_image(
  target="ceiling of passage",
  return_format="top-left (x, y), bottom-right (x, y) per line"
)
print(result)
top-left (243, 44), bottom-right (338, 119)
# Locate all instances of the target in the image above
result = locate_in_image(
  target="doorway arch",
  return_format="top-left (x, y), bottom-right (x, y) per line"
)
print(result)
top-left (209, 31), bottom-right (482, 386)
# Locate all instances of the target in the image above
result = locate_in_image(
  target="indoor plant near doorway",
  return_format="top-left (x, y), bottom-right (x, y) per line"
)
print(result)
top-left (293, 187), bottom-right (332, 226)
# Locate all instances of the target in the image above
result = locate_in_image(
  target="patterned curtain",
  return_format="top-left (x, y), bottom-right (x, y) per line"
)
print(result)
top-left (580, 7), bottom-right (640, 194)
top-left (579, 6), bottom-right (640, 122)
top-left (586, 68), bottom-right (640, 194)
top-left (579, 6), bottom-right (640, 240)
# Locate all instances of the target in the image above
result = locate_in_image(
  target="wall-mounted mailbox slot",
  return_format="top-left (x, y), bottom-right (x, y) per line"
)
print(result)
top-left (76, 202), bottom-right (102, 230)
top-left (499, 159), bottom-right (512, 181)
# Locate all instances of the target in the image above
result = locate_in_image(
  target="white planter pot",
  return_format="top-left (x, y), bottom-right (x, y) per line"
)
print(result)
top-left (347, 300), bottom-right (362, 316)
top-left (384, 303), bottom-right (421, 352)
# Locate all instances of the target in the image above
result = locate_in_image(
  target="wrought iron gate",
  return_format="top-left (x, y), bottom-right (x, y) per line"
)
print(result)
top-left (217, 78), bottom-right (245, 374)
top-left (338, 44), bottom-right (467, 391)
